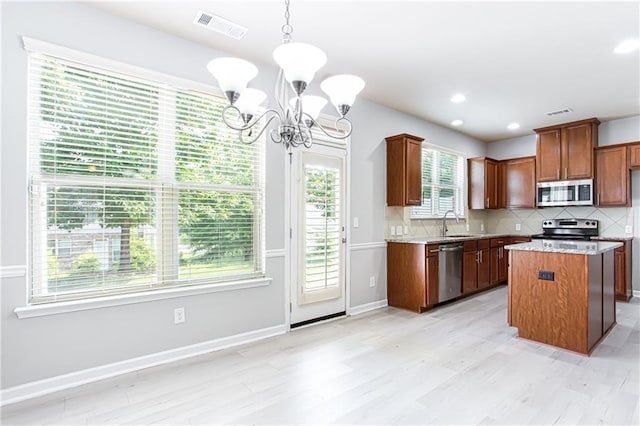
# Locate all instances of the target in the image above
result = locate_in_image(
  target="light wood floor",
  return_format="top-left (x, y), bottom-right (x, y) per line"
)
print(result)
top-left (2, 286), bottom-right (639, 425)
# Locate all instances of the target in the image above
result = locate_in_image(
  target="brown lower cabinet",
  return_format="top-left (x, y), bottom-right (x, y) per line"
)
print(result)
top-left (490, 238), bottom-right (508, 284)
top-left (462, 239), bottom-right (490, 294)
top-left (389, 237), bottom-right (516, 313)
top-left (387, 242), bottom-right (439, 313)
top-left (594, 239), bottom-right (632, 301)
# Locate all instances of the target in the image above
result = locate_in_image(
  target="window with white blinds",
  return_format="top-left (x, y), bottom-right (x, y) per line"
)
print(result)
top-left (412, 145), bottom-right (465, 218)
top-left (27, 48), bottom-right (264, 304)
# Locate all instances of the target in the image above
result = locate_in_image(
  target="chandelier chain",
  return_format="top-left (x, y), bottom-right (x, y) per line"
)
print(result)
top-left (281, 0), bottom-right (293, 43)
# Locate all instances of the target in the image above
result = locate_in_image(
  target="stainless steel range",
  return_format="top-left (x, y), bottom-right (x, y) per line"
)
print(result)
top-left (530, 218), bottom-right (599, 241)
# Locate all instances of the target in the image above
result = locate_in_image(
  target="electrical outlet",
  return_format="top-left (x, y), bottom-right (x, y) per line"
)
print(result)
top-left (353, 217), bottom-right (359, 228)
top-left (625, 225), bottom-right (632, 234)
top-left (480, 223), bottom-right (485, 232)
top-left (396, 225), bottom-right (403, 235)
top-left (515, 223), bottom-right (521, 231)
top-left (466, 223), bottom-right (470, 232)
top-left (390, 226), bottom-right (396, 236)
top-left (369, 276), bottom-right (376, 288)
top-left (174, 307), bottom-right (185, 324)
top-left (404, 226), bottom-right (408, 235)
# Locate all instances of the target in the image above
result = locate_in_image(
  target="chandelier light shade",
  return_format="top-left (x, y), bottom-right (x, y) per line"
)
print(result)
top-left (206, 57), bottom-right (258, 104)
top-left (206, 0), bottom-right (365, 149)
top-left (273, 43), bottom-right (327, 91)
top-left (321, 74), bottom-right (366, 116)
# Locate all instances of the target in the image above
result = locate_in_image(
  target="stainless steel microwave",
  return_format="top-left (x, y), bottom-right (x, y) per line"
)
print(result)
top-left (537, 179), bottom-right (593, 207)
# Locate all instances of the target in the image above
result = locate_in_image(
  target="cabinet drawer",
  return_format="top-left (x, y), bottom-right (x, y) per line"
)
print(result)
top-left (490, 238), bottom-right (507, 247)
top-left (426, 244), bottom-right (439, 257)
top-left (477, 239), bottom-right (490, 249)
top-left (463, 240), bottom-right (478, 252)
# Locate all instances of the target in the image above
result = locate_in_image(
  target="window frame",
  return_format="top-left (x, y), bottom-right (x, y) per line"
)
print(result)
top-left (24, 37), bottom-right (267, 308)
top-left (411, 143), bottom-right (467, 219)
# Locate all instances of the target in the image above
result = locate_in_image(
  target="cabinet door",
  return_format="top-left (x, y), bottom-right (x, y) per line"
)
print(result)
top-left (477, 248), bottom-right (491, 289)
top-left (425, 252), bottom-right (439, 306)
top-left (563, 123), bottom-right (594, 180)
top-left (629, 143), bottom-right (640, 168)
top-left (614, 247), bottom-right (626, 300)
top-left (386, 134), bottom-right (423, 207)
top-left (536, 129), bottom-right (562, 182)
top-left (490, 247), bottom-right (500, 284)
top-left (485, 159), bottom-right (499, 208)
top-left (596, 146), bottom-right (629, 207)
top-left (503, 157), bottom-right (536, 208)
top-left (498, 247), bottom-right (508, 282)
top-left (462, 250), bottom-right (478, 294)
top-left (405, 138), bottom-right (423, 205)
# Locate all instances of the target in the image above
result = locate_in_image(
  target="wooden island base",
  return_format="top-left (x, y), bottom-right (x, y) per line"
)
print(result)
top-left (508, 248), bottom-right (616, 355)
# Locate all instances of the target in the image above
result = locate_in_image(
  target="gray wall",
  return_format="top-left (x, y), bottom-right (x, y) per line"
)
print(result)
top-left (0, 1), bottom-right (282, 389)
top-left (1, 1), bottom-right (487, 389)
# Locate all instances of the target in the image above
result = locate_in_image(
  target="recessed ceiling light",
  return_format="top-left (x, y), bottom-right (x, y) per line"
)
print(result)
top-left (450, 93), bottom-right (466, 103)
top-left (507, 122), bottom-right (520, 130)
top-left (614, 39), bottom-right (640, 54)
top-left (451, 119), bottom-right (464, 126)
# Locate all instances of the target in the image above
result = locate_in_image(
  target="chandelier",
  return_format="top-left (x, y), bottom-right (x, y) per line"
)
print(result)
top-left (206, 0), bottom-right (365, 149)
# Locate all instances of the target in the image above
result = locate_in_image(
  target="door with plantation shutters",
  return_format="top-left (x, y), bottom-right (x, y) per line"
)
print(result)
top-left (290, 144), bottom-right (346, 326)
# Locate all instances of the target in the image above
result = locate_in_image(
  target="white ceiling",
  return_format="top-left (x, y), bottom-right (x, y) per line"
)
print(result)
top-left (87, 1), bottom-right (640, 142)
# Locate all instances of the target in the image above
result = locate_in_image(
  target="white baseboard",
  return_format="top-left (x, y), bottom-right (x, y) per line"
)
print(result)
top-left (633, 289), bottom-right (640, 298)
top-left (0, 324), bottom-right (286, 406)
top-left (350, 299), bottom-right (388, 315)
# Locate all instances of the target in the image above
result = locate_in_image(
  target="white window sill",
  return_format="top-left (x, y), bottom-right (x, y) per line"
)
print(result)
top-left (14, 277), bottom-right (272, 319)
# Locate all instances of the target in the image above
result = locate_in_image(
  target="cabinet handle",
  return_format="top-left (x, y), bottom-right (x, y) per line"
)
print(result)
top-left (564, 167), bottom-right (567, 179)
top-left (429, 249), bottom-right (439, 254)
top-left (475, 251), bottom-right (479, 263)
top-left (557, 169), bottom-right (560, 180)
top-left (480, 250), bottom-right (483, 263)
top-left (597, 193), bottom-right (600, 205)
top-left (486, 197), bottom-right (489, 207)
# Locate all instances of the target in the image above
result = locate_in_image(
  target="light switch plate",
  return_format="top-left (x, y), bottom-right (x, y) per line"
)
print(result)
top-left (625, 225), bottom-right (632, 234)
top-left (353, 217), bottom-right (359, 228)
top-left (390, 226), bottom-right (396, 236)
top-left (515, 223), bottom-right (521, 231)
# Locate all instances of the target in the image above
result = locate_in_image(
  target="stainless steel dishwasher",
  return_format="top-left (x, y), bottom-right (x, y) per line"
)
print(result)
top-left (438, 243), bottom-right (463, 303)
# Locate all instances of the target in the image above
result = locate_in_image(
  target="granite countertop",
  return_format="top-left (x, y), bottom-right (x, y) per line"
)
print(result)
top-left (592, 236), bottom-right (634, 241)
top-left (504, 239), bottom-right (622, 255)
top-left (386, 233), bottom-right (524, 245)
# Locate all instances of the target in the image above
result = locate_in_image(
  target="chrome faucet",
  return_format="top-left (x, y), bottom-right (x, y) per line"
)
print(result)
top-left (442, 209), bottom-right (460, 237)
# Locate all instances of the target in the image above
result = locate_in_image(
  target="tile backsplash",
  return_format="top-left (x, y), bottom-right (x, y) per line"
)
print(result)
top-left (385, 206), bottom-right (633, 239)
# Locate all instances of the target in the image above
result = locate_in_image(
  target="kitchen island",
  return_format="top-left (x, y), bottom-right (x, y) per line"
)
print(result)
top-left (505, 239), bottom-right (622, 355)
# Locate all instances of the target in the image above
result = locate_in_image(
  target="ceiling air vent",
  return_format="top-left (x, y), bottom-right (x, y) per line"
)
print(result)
top-left (545, 108), bottom-right (573, 117)
top-left (193, 11), bottom-right (247, 40)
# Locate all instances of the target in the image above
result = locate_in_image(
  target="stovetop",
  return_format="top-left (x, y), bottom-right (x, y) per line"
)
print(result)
top-left (531, 218), bottom-right (599, 241)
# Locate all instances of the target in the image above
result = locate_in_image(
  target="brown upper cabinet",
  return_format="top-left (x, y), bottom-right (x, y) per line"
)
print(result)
top-left (468, 156), bottom-right (535, 210)
top-left (595, 145), bottom-right (629, 207)
top-left (534, 118), bottom-right (600, 182)
top-left (386, 133), bottom-right (424, 206)
top-left (468, 157), bottom-right (500, 209)
top-left (501, 156), bottom-right (536, 209)
top-left (629, 142), bottom-right (640, 169)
